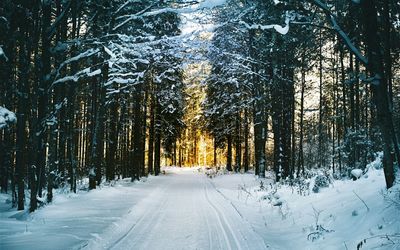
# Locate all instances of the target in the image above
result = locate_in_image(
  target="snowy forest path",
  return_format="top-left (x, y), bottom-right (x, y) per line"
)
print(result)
top-left (87, 168), bottom-right (268, 250)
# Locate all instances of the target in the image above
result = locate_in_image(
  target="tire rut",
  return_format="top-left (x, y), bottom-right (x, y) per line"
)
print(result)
top-left (203, 178), bottom-right (242, 250)
top-left (108, 183), bottom-right (171, 250)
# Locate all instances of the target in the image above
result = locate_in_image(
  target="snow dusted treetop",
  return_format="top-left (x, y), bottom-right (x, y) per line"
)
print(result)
top-left (0, 106), bottom-right (16, 129)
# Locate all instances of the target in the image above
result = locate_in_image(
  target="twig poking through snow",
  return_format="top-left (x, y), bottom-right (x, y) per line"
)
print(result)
top-left (353, 191), bottom-right (370, 212)
top-left (357, 233), bottom-right (400, 249)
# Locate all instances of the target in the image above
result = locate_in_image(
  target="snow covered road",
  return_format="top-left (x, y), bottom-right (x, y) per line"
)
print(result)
top-left (87, 168), bottom-right (267, 250)
top-left (1, 166), bottom-right (399, 249)
top-left (0, 168), bottom-right (268, 250)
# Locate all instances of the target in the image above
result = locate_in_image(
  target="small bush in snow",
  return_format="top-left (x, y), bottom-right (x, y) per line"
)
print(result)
top-left (307, 206), bottom-right (334, 241)
top-left (279, 171), bottom-right (315, 196)
top-left (312, 175), bottom-right (330, 193)
top-left (307, 224), bottom-right (334, 242)
top-left (259, 180), bottom-right (265, 191)
top-left (383, 184), bottom-right (400, 210)
top-left (204, 167), bottom-right (229, 178)
top-left (290, 177), bottom-right (310, 196)
top-left (205, 167), bottom-right (217, 178)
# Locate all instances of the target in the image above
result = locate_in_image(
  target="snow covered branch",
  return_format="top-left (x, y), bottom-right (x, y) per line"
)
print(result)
top-left (114, 0), bottom-right (226, 31)
top-left (54, 48), bottom-right (100, 78)
top-left (239, 11), bottom-right (294, 35)
top-left (0, 106), bottom-right (17, 129)
top-left (307, 0), bottom-right (368, 66)
top-left (0, 46), bottom-right (8, 62)
top-left (239, 20), bottom-right (289, 35)
top-left (53, 67), bottom-right (102, 85)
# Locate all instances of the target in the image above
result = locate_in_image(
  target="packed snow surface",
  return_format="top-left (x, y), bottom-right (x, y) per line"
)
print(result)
top-left (87, 167), bottom-right (267, 250)
top-left (0, 166), bottom-right (398, 249)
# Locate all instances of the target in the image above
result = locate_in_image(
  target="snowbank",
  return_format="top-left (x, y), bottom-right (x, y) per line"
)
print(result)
top-left (0, 177), bottom-right (160, 250)
top-left (211, 167), bottom-right (400, 249)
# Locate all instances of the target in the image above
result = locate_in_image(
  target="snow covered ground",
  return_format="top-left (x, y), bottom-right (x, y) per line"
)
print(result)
top-left (211, 168), bottom-right (400, 249)
top-left (86, 167), bottom-right (266, 250)
top-left (0, 166), bottom-right (399, 250)
top-left (0, 178), bottom-right (159, 250)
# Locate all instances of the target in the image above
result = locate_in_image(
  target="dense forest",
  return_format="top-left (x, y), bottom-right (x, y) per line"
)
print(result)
top-left (0, 0), bottom-right (399, 214)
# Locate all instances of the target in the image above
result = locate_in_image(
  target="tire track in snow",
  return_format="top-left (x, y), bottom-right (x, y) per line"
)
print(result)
top-left (207, 178), bottom-right (269, 250)
top-left (108, 181), bottom-right (171, 250)
top-left (136, 194), bottom-right (172, 250)
top-left (203, 197), bottom-right (214, 250)
top-left (109, 197), bottom-right (169, 250)
top-left (203, 177), bottom-right (242, 250)
top-left (86, 170), bottom-right (267, 250)
top-left (197, 177), bottom-right (214, 250)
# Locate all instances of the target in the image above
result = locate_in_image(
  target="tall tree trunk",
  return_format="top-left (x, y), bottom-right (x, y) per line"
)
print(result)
top-left (213, 138), bottom-right (217, 167)
top-left (355, 57), bottom-right (361, 164)
top-left (106, 85), bottom-right (119, 182)
top-left (361, 0), bottom-right (397, 188)
top-left (154, 100), bottom-right (161, 176)
top-left (33, 0), bottom-right (52, 208)
top-left (243, 108), bottom-right (249, 172)
top-left (16, 21), bottom-right (29, 210)
top-left (141, 87), bottom-right (148, 175)
top-left (254, 87), bottom-right (266, 177)
top-left (382, 0), bottom-right (400, 170)
top-left (226, 134), bottom-right (232, 171)
top-left (89, 64), bottom-right (107, 190)
top-left (234, 112), bottom-right (241, 172)
top-left (148, 90), bottom-right (155, 175)
top-left (67, 0), bottom-right (80, 193)
top-left (132, 84), bottom-right (143, 181)
top-left (297, 54), bottom-right (305, 176)
top-left (290, 79), bottom-right (296, 179)
top-left (250, 29), bottom-right (265, 177)
top-left (318, 28), bottom-right (324, 169)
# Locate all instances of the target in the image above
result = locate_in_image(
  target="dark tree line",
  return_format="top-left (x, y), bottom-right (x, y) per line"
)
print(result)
top-left (0, 0), bottom-right (186, 212)
top-left (204, 0), bottom-right (400, 188)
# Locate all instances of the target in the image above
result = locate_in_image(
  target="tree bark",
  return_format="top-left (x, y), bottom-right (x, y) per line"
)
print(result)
top-left (148, 89), bottom-right (155, 175)
top-left (234, 112), bottom-right (241, 172)
top-left (297, 54), bottom-right (305, 176)
top-left (361, 0), bottom-right (396, 188)
top-left (154, 101), bottom-right (161, 176)
top-left (226, 134), bottom-right (232, 171)
top-left (133, 83), bottom-right (143, 181)
top-left (243, 108), bottom-right (249, 172)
